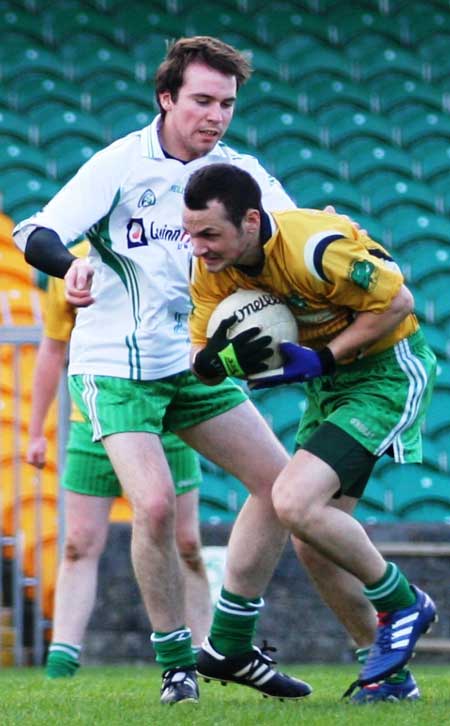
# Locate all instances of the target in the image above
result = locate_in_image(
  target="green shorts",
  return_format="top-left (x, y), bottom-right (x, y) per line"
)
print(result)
top-left (63, 422), bottom-right (202, 497)
top-left (296, 330), bottom-right (436, 496)
top-left (69, 369), bottom-right (247, 441)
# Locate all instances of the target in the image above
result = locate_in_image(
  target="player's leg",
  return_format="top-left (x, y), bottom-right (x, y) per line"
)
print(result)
top-left (46, 421), bottom-right (116, 678)
top-left (69, 375), bottom-right (198, 705)
top-left (170, 375), bottom-right (311, 699)
top-left (292, 494), bottom-right (377, 650)
top-left (175, 488), bottom-right (212, 647)
top-left (163, 431), bottom-right (212, 647)
top-left (274, 336), bottom-right (437, 688)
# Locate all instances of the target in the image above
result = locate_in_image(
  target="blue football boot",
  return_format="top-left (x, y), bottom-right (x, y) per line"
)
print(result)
top-left (350, 672), bottom-right (420, 704)
top-left (359, 585), bottom-right (436, 686)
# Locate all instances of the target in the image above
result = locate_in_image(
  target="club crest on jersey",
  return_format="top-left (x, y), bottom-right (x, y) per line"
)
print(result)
top-left (349, 259), bottom-right (378, 291)
top-left (137, 189), bottom-right (156, 207)
top-left (127, 218), bottom-right (148, 248)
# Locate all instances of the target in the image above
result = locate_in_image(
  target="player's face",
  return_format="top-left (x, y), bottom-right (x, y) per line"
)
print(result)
top-left (159, 62), bottom-right (237, 161)
top-left (183, 200), bottom-right (261, 272)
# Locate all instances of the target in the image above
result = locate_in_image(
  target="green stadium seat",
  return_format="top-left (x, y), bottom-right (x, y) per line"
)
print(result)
top-left (0, 169), bottom-right (60, 218)
top-left (390, 466), bottom-right (450, 520)
top-left (417, 35), bottom-right (450, 81)
top-left (28, 105), bottom-right (105, 147)
top-left (46, 136), bottom-right (100, 181)
top-left (284, 172), bottom-right (364, 215)
top-left (1, 7), bottom-right (47, 45)
top-left (0, 139), bottom-right (49, 176)
top-left (381, 209), bottom-right (450, 251)
top-left (224, 117), bottom-right (256, 152)
top-left (100, 103), bottom-right (152, 142)
top-left (69, 46), bottom-right (136, 82)
top-left (6, 74), bottom-right (83, 113)
top-left (278, 46), bottom-right (351, 82)
top-left (263, 141), bottom-right (341, 181)
top-left (244, 106), bottom-right (323, 149)
top-left (397, 2), bottom-right (450, 44)
top-left (327, 7), bottom-right (406, 48)
top-left (370, 77), bottom-right (445, 115)
top-left (296, 75), bottom-right (371, 115)
top-left (180, 6), bottom-right (259, 45)
top-left (394, 110), bottom-right (450, 148)
top-left (358, 172), bottom-right (437, 216)
top-left (424, 390), bottom-right (450, 439)
top-left (417, 274), bottom-right (450, 325)
top-left (43, 6), bottom-right (123, 48)
top-left (0, 46), bottom-right (68, 82)
top-left (338, 139), bottom-right (413, 181)
top-left (318, 107), bottom-right (394, 149)
top-left (239, 46), bottom-right (283, 82)
top-left (353, 46), bottom-right (427, 83)
top-left (418, 322), bottom-right (450, 361)
top-left (238, 78), bottom-right (300, 115)
top-left (82, 75), bottom-right (155, 114)
top-left (255, 7), bottom-right (331, 48)
top-left (0, 109), bottom-right (32, 143)
top-left (398, 240), bottom-right (450, 286)
top-left (411, 138), bottom-right (450, 182)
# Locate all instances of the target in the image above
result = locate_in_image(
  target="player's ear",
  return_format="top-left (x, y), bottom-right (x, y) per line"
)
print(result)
top-left (159, 91), bottom-right (173, 112)
top-left (244, 208), bottom-right (260, 235)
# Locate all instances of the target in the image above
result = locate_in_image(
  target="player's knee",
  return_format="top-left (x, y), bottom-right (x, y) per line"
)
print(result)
top-left (133, 492), bottom-right (175, 536)
top-left (272, 479), bottom-right (314, 534)
top-left (177, 533), bottom-right (203, 570)
top-left (63, 528), bottom-right (104, 561)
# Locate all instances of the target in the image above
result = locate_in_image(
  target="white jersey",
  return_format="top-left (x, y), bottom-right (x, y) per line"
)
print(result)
top-left (14, 116), bottom-right (294, 380)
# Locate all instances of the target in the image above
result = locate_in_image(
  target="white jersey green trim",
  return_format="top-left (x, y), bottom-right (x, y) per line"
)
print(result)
top-left (13, 115), bottom-right (295, 380)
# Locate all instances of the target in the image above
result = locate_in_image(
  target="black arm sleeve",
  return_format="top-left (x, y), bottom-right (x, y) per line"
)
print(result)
top-left (24, 227), bottom-right (77, 278)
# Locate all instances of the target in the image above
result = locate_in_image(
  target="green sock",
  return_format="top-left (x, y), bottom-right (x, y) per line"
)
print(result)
top-left (210, 587), bottom-right (264, 657)
top-left (363, 562), bottom-right (416, 612)
top-left (151, 627), bottom-right (196, 671)
top-left (45, 642), bottom-right (81, 678)
top-left (355, 646), bottom-right (409, 684)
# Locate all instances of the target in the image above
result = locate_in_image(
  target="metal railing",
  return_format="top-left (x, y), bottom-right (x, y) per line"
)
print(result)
top-left (0, 325), bottom-right (69, 666)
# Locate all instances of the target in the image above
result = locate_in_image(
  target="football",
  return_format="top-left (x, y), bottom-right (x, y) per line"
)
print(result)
top-left (206, 288), bottom-right (298, 373)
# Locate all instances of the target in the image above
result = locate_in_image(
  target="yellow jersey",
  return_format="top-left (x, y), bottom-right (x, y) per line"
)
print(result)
top-left (44, 240), bottom-right (90, 421)
top-left (189, 209), bottom-right (418, 360)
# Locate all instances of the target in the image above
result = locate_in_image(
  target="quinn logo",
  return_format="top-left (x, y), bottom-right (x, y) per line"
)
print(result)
top-left (127, 218), bottom-right (148, 248)
top-left (137, 189), bottom-right (156, 207)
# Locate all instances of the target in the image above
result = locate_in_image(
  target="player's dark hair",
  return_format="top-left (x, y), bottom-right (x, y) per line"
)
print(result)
top-left (155, 36), bottom-right (252, 117)
top-left (184, 163), bottom-right (262, 228)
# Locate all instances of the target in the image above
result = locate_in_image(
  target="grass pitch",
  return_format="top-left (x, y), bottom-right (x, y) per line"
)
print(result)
top-left (1, 664), bottom-right (449, 725)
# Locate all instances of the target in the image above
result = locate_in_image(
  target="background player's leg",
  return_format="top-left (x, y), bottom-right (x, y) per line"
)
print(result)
top-left (175, 488), bottom-right (212, 646)
top-left (46, 492), bottom-right (113, 677)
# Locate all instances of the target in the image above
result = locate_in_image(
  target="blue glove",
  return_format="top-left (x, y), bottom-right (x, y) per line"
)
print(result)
top-left (249, 342), bottom-right (335, 389)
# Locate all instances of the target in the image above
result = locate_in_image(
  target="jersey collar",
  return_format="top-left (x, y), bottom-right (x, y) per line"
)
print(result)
top-left (141, 115), bottom-right (230, 162)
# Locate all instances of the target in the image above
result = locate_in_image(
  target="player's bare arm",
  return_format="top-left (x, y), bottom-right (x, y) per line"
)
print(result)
top-left (327, 285), bottom-right (414, 363)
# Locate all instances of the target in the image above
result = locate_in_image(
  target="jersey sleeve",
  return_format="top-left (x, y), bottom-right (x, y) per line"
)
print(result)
top-left (304, 229), bottom-right (404, 313)
top-left (13, 136), bottom-right (135, 250)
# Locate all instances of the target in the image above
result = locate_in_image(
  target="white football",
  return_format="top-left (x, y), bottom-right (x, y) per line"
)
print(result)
top-left (206, 288), bottom-right (298, 374)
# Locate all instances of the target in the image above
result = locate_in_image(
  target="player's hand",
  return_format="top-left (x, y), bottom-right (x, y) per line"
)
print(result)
top-left (249, 342), bottom-right (335, 389)
top-left (65, 258), bottom-right (95, 307)
top-left (26, 435), bottom-right (47, 468)
top-left (193, 315), bottom-right (273, 379)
